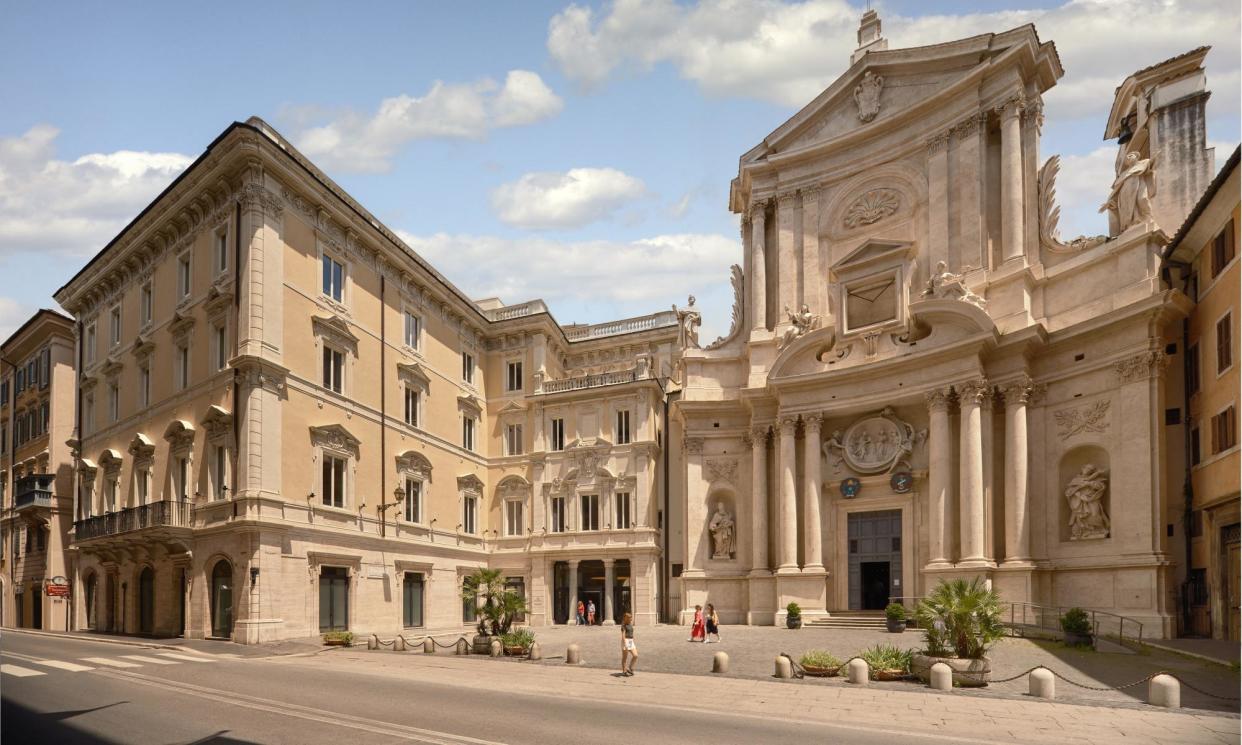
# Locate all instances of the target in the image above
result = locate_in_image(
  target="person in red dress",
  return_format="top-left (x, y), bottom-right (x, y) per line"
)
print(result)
top-left (688, 604), bottom-right (706, 642)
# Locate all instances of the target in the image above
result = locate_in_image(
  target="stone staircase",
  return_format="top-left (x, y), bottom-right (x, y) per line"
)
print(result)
top-left (805, 612), bottom-right (888, 630)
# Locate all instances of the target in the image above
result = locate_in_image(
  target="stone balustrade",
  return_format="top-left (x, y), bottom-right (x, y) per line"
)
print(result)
top-left (562, 311), bottom-right (678, 341)
top-left (540, 368), bottom-right (638, 394)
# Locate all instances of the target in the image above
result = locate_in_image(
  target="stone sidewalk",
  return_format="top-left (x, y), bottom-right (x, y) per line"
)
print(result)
top-left (295, 645), bottom-right (1240, 745)
top-left (519, 624), bottom-right (1242, 713)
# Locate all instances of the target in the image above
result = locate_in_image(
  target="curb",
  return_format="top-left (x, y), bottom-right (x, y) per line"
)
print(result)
top-left (1140, 640), bottom-right (1238, 668)
top-left (2, 628), bottom-right (200, 653)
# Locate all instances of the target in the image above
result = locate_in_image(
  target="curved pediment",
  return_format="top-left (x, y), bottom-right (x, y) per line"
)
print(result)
top-left (907, 297), bottom-right (995, 335)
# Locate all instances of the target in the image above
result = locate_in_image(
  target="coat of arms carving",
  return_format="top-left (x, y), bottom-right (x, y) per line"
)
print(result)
top-left (853, 71), bottom-right (884, 123)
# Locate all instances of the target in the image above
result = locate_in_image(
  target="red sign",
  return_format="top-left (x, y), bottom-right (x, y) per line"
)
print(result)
top-left (45, 584), bottom-right (70, 597)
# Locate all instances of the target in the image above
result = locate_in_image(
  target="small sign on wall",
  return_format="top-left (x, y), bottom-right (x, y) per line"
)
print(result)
top-left (365, 565), bottom-right (386, 580)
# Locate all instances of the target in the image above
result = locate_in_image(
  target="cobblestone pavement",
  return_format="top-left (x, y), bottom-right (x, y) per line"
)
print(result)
top-left (518, 624), bottom-right (1241, 713)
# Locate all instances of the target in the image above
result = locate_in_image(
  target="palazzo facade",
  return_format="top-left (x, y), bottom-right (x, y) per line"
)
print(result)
top-left (673, 15), bottom-right (1223, 637)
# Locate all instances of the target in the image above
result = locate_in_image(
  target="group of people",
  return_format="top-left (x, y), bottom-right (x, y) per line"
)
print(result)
top-left (575, 599), bottom-right (597, 626)
top-left (688, 604), bottom-right (721, 643)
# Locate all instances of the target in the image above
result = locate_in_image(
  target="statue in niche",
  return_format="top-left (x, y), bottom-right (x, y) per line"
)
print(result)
top-left (1065, 464), bottom-right (1111, 540)
top-left (922, 261), bottom-right (986, 308)
top-left (822, 429), bottom-right (846, 473)
top-left (674, 295), bottom-right (702, 349)
top-left (779, 304), bottom-right (819, 350)
top-left (708, 502), bottom-right (735, 559)
top-left (1100, 151), bottom-right (1157, 235)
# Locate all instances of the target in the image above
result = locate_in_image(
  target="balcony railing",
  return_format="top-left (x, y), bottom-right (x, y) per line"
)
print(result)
top-left (14, 473), bottom-right (54, 510)
top-left (562, 311), bottom-right (678, 341)
top-left (541, 368), bottom-right (638, 394)
top-left (482, 300), bottom-right (549, 321)
top-left (74, 501), bottom-right (192, 541)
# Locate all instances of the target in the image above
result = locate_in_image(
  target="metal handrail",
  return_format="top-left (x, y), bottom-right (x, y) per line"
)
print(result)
top-left (887, 596), bottom-right (1145, 650)
top-left (74, 500), bottom-right (192, 540)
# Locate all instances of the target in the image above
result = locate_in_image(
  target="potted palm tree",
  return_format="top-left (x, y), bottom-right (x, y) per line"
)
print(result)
top-left (785, 602), bottom-right (803, 629)
top-left (885, 602), bottom-right (908, 633)
top-left (1060, 607), bottom-right (1094, 647)
top-left (460, 568), bottom-right (529, 654)
top-left (910, 578), bottom-right (1003, 687)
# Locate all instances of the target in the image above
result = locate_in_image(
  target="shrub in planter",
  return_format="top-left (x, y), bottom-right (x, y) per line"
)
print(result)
top-left (799, 650), bottom-right (842, 677)
top-left (1060, 607), bottom-right (1094, 647)
top-left (911, 578), bottom-right (1003, 686)
top-left (501, 627), bottom-right (536, 656)
top-left (885, 603), bottom-right (908, 633)
top-left (859, 644), bottom-right (912, 680)
top-left (786, 602), bottom-right (803, 629)
top-left (461, 568), bottom-right (529, 653)
top-left (322, 631), bottom-right (353, 646)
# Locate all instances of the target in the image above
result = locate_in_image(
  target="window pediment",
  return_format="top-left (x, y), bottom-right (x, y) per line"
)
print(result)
top-left (132, 334), bottom-right (156, 360)
top-left (312, 314), bottom-right (358, 348)
top-left (202, 404), bottom-right (233, 439)
top-left (98, 449), bottom-right (123, 474)
top-left (127, 433), bottom-right (155, 460)
top-left (311, 423), bottom-right (360, 458)
top-left (396, 450), bottom-right (432, 479)
top-left (831, 239), bottom-right (915, 278)
top-left (457, 395), bottom-right (483, 416)
top-left (164, 420), bottom-right (196, 450)
top-left (397, 361), bottom-right (430, 387)
top-left (497, 475), bottom-right (530, 499)
top-left (169, 310), bottom-right (196, 339)
top-left (457, 473), bottom-right (484, 496)
top-left (100, 357), bottom-right (124, 379)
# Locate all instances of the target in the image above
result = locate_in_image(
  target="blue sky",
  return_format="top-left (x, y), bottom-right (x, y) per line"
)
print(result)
top-left (1, 0), bottom-right (1238, 341)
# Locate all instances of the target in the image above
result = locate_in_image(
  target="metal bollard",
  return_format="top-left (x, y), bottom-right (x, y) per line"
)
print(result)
top-left (929, 662), bottom-right (952, 691)
top-left (456, 638), bottom-right (470, 655)
top-left (424, 638), bottom-right (435, 654)
top-left (490, 638), bottom-right (502, 657)
top-left (394, 636), bottom-right (406, 652)
top-left (367, 634), bottom-right (379, 650)
top-left (774, 655), bottom-right (793, 679)
top-left (1029, 668), bottom-right (1054, 699)
top-left (566, 643), bottom-right (581, 665)
top-left (1148, 674), bottom-right (1180, 709)
top-left (712, 651), bottom-right (729, 674)
top-left (847, 659), bottom-right (869, 685)
top-left (529, 642), bottom-right (542, 661)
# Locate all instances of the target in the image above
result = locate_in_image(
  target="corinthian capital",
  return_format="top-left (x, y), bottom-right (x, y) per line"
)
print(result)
top-left (749, 424), bottom-right (770, 444)
top-left (750, 200), bottom-right (768, 219)
top-left (777, 415), bottom-right (799, 434)
top-left (1000, 377), bottom-right (1035, 406)
top-left (924, 387), bottom-right (953, 412)
top-left (802, 413), bottom-right (823, 433)
top-left (956, 379), bottom-right (990, 405)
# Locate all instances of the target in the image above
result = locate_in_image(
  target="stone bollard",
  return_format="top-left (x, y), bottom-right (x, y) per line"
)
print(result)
top-left (1029, 668), bottom-right (1055, 699)
top-left (423, 638), bottom-right (435, 654)
top-left (566, 643), bottom-right (581, 665)
top-left (367, 634), bottom-right (379, 650)
top-left (490, 639), bottom-right (502, 657)
top-left (774, 655), bottom-right (793, 679)
top-left (712, 652), bottom-right (729, 674)
top-left (394, 636), bottom-right (406, 652)
top-left (929, 662), bottom-right (953, 691)
top-left (529, 642), bottom-right (542, 661)
top-left (1148, 674), bottom-right (1180, 709)
top-left (456, 638), bottom-right (470, 656)
top-left (847, 659), bottom-right (869, 685)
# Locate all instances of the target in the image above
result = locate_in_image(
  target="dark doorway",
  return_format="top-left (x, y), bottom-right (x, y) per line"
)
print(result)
top-left (552, 563), bottom-right (569, 624)
top-left (31, 587), bottom-right (42, 629)
top-left (319, 566), bottom-right (349, 632)
top-left (860, 562), bottom-right (891, 610)
top-left (177, 569), bottom-right (187, 637)
top-left (85, 575), bottom-right (97, 630)
top-left (14, 592), bottom-right (23, 628)
top-left (402, 572), bottom-right (424, 628)
top-left (105, 575), bottom-right (116, 631)
top-left (210, 561), bottom-right (233, 638)
top-left (138, 568), bottom-right (155, 634)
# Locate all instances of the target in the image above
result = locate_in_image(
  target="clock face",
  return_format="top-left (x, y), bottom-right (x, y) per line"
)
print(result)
top-left (891, 471), bottom-right (913, 493)
top-left (840, 477), bottom-right (862, 499)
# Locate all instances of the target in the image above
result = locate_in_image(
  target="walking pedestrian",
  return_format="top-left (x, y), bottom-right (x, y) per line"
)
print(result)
top-left (689, 604), bottom-right (705, 642)
top-left (620, 612), bottom-right (637, 676)
top-left (576, 599), bottom-right (586, 625)
top-left (705, 603), bottom-right (721, 643)
top-left (587, 599), bottom-right (596, 626)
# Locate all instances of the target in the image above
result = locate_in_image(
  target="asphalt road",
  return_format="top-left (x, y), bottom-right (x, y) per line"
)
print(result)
top-left (0, 632), bottom-right (1002, 745)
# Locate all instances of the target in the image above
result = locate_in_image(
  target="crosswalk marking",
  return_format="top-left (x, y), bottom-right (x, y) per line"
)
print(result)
top-left (155, 652), bottom-right (216, 663)
top-left (30, 659), bottom-right (94, 672)
top-left (1, 664), bottom-right (45, 677)
top-left (119, 655), bottom-right (179, 665)
top-left (81, 657), bottom-right (142, 668)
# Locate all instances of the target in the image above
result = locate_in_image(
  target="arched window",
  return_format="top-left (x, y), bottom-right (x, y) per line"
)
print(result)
top-left (210, 560), bottom-right (233, 638)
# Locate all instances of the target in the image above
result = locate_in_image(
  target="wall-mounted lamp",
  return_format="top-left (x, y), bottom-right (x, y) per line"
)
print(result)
top-left (250, 567), bottom-right (259, 586)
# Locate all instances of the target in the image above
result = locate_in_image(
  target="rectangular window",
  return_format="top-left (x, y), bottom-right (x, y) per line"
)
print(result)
top-left (322, 455), bottom-right (346, 508)
top-left (462, 416), bottom-right (475, 451)
top-left (1217, 313), bottom-right (1233, 373)
top-left (85, 323), bottom-right (97, 364)
top-left (140, 282), bottom-right (153, 326)
top-left (83, 393), bottom-right (95, 436)
top-left (403, 573), bottom-right (424, 628)
top-left (215, 229), bottom-right (229, 274)
top-left (462, 578), bottom-right (477, 623)
top-left (109, 306), bottom-right (121, 347)
top-left (321, 254), bottom-right (344, 302)
top-left (550, 418), bottom-right (565, 451)
top-left (462, 495), bottom-right (478, 534)
top-left (105, 477), bottom-right (117, 512)
top-left (615, 491), bottom-right (632, 529)
top-left (461, 351), bottom-right (474, 384)
top-left (108, 383), bottom-right (119, 423)
top-left (214, 445), bottom-right (228, 499)
top-left (505, 423), bottom-right (523, 456)
top-left (1191, 426), bottom-right (1202, 465)
top-left (139, 364), bottom-right (150, 408)
top-left (213, 323), bottom-right (227, 371)
top-left (404, 386), bottom-right (420, 427)
top-left (505, 499), bottom-right (524, 537)
top-left (506, 361), bottom-right (522, 392)
top-left (136, 468), bottom-right (149, 505)
top-left (175, 456), bottom-right (189, 501)
top-left (550, 496), bottom-right (567, 532)
top-left (404, 312), bottom-right (420, 349)
top-left (178, 254), bottom-right (192, 299)
top-left (322, 346), bottom-right (344, 393)
top-left (177, 343), bottom-right (190, 390)
top-left (403, 478), bottom-right (421, 523)
top-left (1188, 343), bottom-right (1200, 396)
top-left (580, 494), bottom-right (600, 531)
top-left (1212, 406), bottom-right (1238, 454)
top-left (615, 409), bottom-right (631, 445)
top-left (1211, 219), bottom-right (1236, 278)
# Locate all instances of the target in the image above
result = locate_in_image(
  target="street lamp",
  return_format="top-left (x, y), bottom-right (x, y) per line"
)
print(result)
top-left (378, 485), bottom-right (404, 537)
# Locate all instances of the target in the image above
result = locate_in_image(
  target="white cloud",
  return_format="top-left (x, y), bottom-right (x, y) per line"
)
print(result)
top-left (547, 0), bottom-right (1240, 126)
top-left (0, 297), bottom-right (34, 343)
top-left (292, 70), bottom-right (564, 173)
top-left (397, 230), bottom-right (738, 337)
top-left (0, 125), bottom-right (192, 258)
top-left (1049, 145), bottom-right (1116, 239)
top-left (490, 167), bottom-right (647, 229)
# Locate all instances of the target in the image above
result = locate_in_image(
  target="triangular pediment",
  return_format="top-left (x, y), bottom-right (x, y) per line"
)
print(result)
top-left (832, 239), bottom-right (914, 278)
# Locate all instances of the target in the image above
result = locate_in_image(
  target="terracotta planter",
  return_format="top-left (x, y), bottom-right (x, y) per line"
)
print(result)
top-left (323, 639), bottom-right (350, 647)
top-left (911, 653), bottom-right (991, 687)
top-left (871, 669), bottom-right (907, 681)
top-left (801, 664), bottom-right (841, 677)
top-left (505, 645), bottom-right (528, 656)
top-left (886, 619), bottom-right (907, 633)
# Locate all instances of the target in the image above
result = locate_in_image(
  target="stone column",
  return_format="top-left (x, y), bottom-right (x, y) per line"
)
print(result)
top-left (957, 380), bottom-right (990, 566)
top-left (926, 133), bottom-right (950, 269)
top-left (955, 113), bottom-right (987, 270)
top-left (802, 414), bottom-right (825, 572)
top-left (603, 558), bottom-right (616, 625)
top-left (925, 388), bottom-right (953, 567)
top-left (748, 425), bottom-right (771, 575)
top-left (776, 194), bottom-right (797, 320)
top-left (750, 203), bottom-right (767, 331)
top-left (1002, 380), bottom-right (1033, 563)
top-left (776, 416), bottom-right (800, 574)
top-left (683, 437), bottom-right (707, 575)
top-left (801, 188), bottom-right (821, 313)
top-left (566, 559), bottom-right (579, 625)
top-left (1000, 99), bottom-right (1025, 263)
